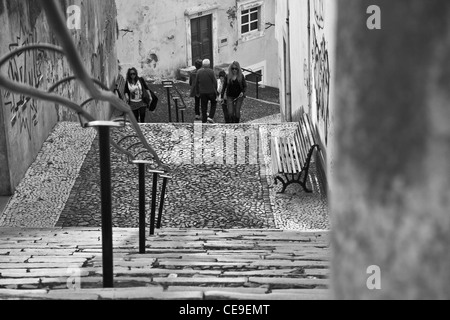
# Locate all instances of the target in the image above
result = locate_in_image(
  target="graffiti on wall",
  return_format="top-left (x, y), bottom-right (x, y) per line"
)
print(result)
top-left (304, 58), bottom-right (311, 97)
top-left (314, 0), bottom-right (325, 29)
top-left (3, 22), bottom-right (43, 141)
top-left (312, 26), bottom-right (330, 145)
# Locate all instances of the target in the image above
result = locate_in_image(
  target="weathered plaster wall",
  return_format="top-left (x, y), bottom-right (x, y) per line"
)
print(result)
top-left (331, 0), bottom-right (450, 299)
top-left (115, 0), bottom-right (279, 87)
top-left (309, 0), bottom-right (337, 151)
top-left (0, 0), bottom-right (118, 195)
top-left (275, 0), bottom-right (310, 122)
top-left (276, 0), bottom-right (336, 188)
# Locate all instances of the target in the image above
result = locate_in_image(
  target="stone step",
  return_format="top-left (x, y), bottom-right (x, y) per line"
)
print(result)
top-left (0, 227), bottom-right (331, 299)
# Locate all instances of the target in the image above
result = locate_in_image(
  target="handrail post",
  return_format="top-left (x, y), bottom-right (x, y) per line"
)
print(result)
top-left (162, 81), bottom-right (174, 123)
top-left (150, 172), bottom-right (158, 235)
top-left (138, 163), bottom-right (146, 253)
top-left (174, 97), bottom-right (180, 123)
top-left (166, 87), bottom-right (172, 122)
top-left (256, 77), bottom-right (259, 100)
top-left (157, 176), bottom-right (170, 229)
top-left (85, 120), bottom-right (123, 288)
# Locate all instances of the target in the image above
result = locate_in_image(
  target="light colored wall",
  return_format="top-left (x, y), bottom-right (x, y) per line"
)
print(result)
top-left (309, 0), bottom-right (337, 150)
top-left (275, 0), bottom-right (310, 122)
top-left (0, 0), bottom-right (118, 195)
top-left (331, 0), bottom-right (450, 299)
top-left (276, 0), bottom-right (337, 186)
top-left (115, 0), bottom-right (279, 87)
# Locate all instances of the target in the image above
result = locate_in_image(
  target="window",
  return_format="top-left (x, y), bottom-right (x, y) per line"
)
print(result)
top-left (241, 6), bottom-right (260, 34)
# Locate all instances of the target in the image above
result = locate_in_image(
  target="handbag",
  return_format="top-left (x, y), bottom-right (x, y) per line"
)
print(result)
top-left (142, 89), bottom-right (151, 105)
top-left (141, 86), bottom-right (158, 111)
top-left (147, 89), bottom-right (158, 111)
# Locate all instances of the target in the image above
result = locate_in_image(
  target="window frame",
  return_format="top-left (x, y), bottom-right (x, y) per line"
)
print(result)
top-left (238, 0), bottom-right (265, 42)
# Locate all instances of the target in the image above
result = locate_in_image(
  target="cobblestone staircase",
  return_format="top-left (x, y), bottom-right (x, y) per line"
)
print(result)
top-left (0, 227), bottom-right (330, 300)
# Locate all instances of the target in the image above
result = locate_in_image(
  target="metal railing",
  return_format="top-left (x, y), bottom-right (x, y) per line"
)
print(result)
top-left (162, 80), bottom-right (187, 123)
top-left (0, 0), bottom-right (170, 288)
top-left (241, 67), bottom-right (263, 100)
top-left (110, 123), bottom-right (171, 241)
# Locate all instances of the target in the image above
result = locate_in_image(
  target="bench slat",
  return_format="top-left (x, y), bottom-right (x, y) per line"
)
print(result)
top-left (272, 137), bottom-right (284, 174)
top-left (278, 137), bottom-right (288, 174)
top-left (291, 130), bottom-right (303, 171)
top-left (294, 126), bottom-right (307, 168)
top-left (271, 138), bottom-right (282, 174)
top-left (297, 124), bottom-right (310, 167)
top-left (281, 137), bottom-right (294, 173)
top-left (303, 113), bottom-right (316, 147)
top-left (286, 136), bottom-right (298, 173)
top-left (292, 131), bottom-right (303, 169)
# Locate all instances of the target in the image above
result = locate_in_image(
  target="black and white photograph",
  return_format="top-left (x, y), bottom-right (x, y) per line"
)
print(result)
top-left (0, 0), bottom-right (449, 306)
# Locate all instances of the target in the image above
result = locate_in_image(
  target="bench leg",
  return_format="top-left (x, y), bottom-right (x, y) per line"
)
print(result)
top-left (275, 176), bottom-right (289, 193)
top-left (275, 172), bottom-right (313, 193)
top-left (299, 178), bottom-right (313, 193)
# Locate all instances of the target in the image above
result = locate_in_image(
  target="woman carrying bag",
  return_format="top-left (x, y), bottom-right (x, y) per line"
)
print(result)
top-left (124, 67), bottom-right (153, 123)
top-left (222, 61), bottom-right (247, 123)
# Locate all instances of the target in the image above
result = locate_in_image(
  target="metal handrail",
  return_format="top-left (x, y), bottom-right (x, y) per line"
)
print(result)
top-left (241, 67), bottom-right (262, 100)
top-left (162, 80), bottom-right (187, 123)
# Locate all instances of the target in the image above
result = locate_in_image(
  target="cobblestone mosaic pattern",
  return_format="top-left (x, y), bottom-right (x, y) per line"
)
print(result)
top-left (57, 124), bottom-right (274, 228)
top-left (0, 123), bottom-right (96, 227)
top-left (0, 121), bottom-right (329, 231)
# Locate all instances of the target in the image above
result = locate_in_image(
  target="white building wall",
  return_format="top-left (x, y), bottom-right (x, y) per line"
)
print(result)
top-left (115, 0), bottom-right (279, 87)
top-left (275, 0), bottom-right (337, 184)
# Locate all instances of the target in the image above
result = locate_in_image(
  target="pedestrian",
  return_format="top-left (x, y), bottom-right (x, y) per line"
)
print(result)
top-left (217, 70), bottom-right (229, 123)
top-left (223, 61), bottom-right (247, 123)
top-left (195, 59), bottom-right (217, 123)
top-left (124, 67), bottom-right (152, 123)
top-left (189, 59), bottom-right (203, 121)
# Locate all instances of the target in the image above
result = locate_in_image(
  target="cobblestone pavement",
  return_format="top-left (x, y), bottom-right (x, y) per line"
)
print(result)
top-left (0, 123), bottom-right (96, 227)
top-left (0, 227), bottom-right (330, 300)
top-left (0, 119), bottom-right (329, 231)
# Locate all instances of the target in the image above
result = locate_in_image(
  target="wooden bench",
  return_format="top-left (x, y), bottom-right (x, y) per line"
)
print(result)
top-left (270, 112), bottom-right (320, 193)
top-left (114, 74), bottom-right (127, 101)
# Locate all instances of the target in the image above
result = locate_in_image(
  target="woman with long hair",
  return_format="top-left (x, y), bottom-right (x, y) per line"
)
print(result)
top-left (124, 67), bottom-right (152, 123)
top-left (222, 61), bottom-right (247, 123)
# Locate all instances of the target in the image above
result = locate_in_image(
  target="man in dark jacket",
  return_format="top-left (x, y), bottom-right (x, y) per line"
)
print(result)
top-left (195, 59), bottom-right (217, 123)
top-left (189, 59), bottom-right (203, 120)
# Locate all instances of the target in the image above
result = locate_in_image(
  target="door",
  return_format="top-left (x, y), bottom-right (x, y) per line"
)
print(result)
top-left (191, 15), bottom-right (213, 67)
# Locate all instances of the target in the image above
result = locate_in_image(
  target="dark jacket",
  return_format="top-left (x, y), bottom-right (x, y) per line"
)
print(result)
top-left (223, 76), bottom-right (247, 98)
top-left (189, 69), bottom-right (199, 97)
top-left (195, 68), bottom-right (218, 95)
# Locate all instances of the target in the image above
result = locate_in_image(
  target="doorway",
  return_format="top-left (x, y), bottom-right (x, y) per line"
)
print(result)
top-left (191, 15), bottom-right (214, 67)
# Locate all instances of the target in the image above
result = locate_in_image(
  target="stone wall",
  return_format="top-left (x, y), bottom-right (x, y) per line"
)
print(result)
top-left (0, 0), bottom-right (118, 195)
top-left (331, 0), bottom-right (450, 299)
